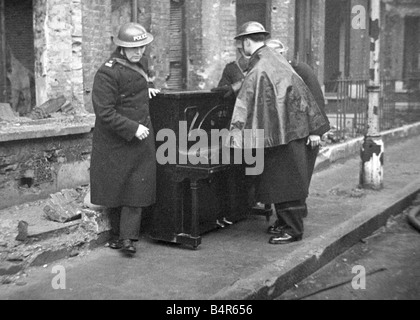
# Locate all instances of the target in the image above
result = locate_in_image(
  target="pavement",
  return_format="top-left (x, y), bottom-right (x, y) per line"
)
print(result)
top-left (0, 124), bottom-right (420, 300)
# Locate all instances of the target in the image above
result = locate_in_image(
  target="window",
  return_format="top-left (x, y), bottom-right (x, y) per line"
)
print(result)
top-left (403, 16), bottom-right (420, 79)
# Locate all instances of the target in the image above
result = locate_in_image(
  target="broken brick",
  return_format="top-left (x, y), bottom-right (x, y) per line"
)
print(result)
top-left (43, 189), bottom-right (82, 223)
top-left (81, 208), bottom-right (112, 234)
top-left (15, 221), bottom-right (29, 242)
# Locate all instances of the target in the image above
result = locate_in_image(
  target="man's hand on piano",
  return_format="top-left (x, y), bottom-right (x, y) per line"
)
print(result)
top-left (211, 85), bottom-right (234, 98)
top-left (148, 88), bottom-right (161, 99)
top-left (135, 124), bottom-right (150, 141)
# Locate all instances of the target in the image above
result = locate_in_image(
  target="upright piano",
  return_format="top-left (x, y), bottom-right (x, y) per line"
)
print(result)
top-left (148, 90), bottom-right (251, 249)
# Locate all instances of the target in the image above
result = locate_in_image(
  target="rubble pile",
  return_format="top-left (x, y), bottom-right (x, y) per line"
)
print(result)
top-left (0, 185), bottom-right (112, 286)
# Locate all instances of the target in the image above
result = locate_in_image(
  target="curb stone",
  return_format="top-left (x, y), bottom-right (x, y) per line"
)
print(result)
top-left (210, 178), bottom-right (420, 300)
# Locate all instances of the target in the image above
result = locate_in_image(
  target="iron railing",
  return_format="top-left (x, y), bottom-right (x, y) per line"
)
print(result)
top-left (324, 79), bottom-right (368, 139)
top-left (380, 78), bottom-right (420, 131)
top-left (324, 78), bottom-right (420, 140)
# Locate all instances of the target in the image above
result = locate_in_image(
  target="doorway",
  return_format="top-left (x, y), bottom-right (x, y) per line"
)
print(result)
top-left (324, 0), bottom-right (351, 92)
top-left (0, 0), bottom-right (35, 116)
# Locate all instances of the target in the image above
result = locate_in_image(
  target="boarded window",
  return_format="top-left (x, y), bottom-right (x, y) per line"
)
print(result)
top-left (168, 0), bottom-right (185, 90)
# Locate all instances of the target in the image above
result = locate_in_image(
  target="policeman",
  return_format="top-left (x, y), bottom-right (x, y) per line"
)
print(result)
top-left (214, 40), bottom-right (250, 98)
top-left (90, 23), bottom-right (160, 256)
top-left (229, 21), bottom-right (329, 245)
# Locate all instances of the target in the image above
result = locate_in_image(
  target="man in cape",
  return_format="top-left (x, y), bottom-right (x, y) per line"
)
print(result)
top-left (228, 22), bottom-right (330, 245)
top-left (264, 39), bottom-right (331, 236)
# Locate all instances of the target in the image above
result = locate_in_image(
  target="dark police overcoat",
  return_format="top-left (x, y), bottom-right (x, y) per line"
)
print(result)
top-left (90, 50), bottom-right (156, 208)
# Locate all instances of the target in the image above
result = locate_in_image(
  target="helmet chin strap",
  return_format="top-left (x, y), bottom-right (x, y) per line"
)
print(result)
top-left (120, 47), bottom-right (128, 59)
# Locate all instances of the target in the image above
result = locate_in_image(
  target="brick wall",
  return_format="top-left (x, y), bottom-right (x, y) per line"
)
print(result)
top-left (185, 0), bottom-right (204, 89)
top-left (0, 134), bottom-right (92, 210)
top-left (33, 0), bottom-right (85, 112)
top-left (25, 0), bottom-right (420, 117)
top-left (149, 0), bottom-right (171, 90)
top-left (199, 0), bottom-right (237, 89)
top-left (82, 0), bottom-right (113, 113)
top-left (269, 0), bottom-right (295, 62)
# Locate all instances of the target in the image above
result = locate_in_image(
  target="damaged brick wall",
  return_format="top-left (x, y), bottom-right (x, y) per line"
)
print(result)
top-left (0, 134), bottom-right (92, 210)
top-left (33, 0), bottom-right (85, 113)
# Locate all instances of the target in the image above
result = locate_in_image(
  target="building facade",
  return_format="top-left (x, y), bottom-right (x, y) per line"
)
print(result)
top-left (1, 0), bottom-right (419, 116)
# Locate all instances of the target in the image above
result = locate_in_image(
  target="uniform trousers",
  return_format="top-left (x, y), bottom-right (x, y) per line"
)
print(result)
top-left (274, 200), bottom-right (307, 237)
top-left (109, 207), bottom-right (142, 241)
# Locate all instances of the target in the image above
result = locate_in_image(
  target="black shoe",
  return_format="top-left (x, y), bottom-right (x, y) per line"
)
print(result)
top-left (269, 232), bottom-right (303, 245)
top-left (108, 239), bottom-right (123, 250)
top-left (122, 239), bottom-right (136, 254)
top-left (267, 223), bottom-right (285, 235)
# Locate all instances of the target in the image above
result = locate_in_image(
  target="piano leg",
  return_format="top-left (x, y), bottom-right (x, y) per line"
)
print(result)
top-left (190, 180), bottom-right (201, 250)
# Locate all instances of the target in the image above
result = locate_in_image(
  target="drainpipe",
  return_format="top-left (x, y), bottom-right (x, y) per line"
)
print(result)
top-left (132, 0), bottom-right (138, 23)
top-left (360, 0), bottom-right (383, 190)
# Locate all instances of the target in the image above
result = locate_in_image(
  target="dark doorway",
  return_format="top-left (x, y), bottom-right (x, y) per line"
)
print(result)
top-left (0, 0), bottom-right (35, 115)
top-left (324, 0), bottom-right (351, 92)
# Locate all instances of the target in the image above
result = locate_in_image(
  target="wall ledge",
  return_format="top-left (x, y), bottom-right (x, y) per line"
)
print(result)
top-left (0, 114), bottom-right (95, 143)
